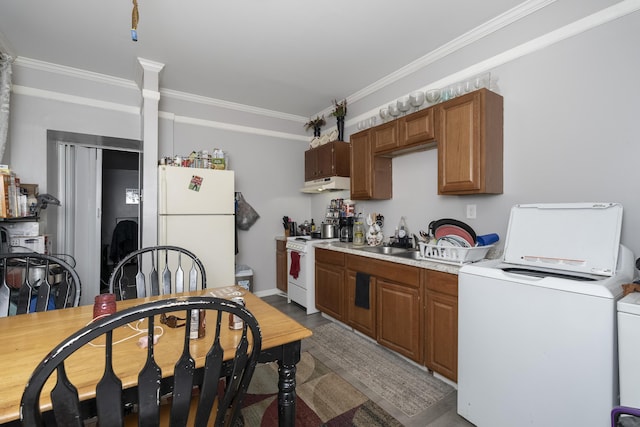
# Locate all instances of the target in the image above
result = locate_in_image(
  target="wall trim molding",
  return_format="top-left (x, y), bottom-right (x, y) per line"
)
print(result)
top-left (342, 0), bottom-right (556, 108)
top-left (159, 111), bottom-right (308, 142)
top-left (11, 85), bottom-right (140, 115)
top-left (160, 88), bottom-right (307, 123)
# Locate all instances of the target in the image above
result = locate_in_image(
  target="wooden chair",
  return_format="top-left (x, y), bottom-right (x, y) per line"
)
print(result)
top-left (0, 252), bottom-right (81, 317)
top-left (20, 296), bottom-right (262, 426)
top-left (108, 245), bottom-right (206, 300)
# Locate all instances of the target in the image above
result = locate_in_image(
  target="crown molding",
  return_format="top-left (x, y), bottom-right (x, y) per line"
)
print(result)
top-left (346, 0), bottom-right (556, 106)
top-left (11, 85), bottom-right (140, 115)
top-left (160, 88), bottom-right (307, 123)
top-left (159, 111), bottom-right (308, 142)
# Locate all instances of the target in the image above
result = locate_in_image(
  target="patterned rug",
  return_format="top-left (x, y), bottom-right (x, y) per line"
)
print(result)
top-left (303, 322), bottom-right (454, 418)
top-left (241, 351), bottom-right (402, 426)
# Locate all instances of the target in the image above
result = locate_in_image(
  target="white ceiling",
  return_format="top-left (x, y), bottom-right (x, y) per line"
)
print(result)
top-left (2, 0), bottom-right (535, 118)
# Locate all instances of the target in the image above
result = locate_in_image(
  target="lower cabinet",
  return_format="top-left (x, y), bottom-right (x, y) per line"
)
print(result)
top-left (377, 278), bottom-right (422, 362)
top-left (313, 249), bottom-right (457, 374)
top-left (346, 269), bottom-right (376, 338)
top-left (276, 239), bottom-right (287, 292)
top-left (424, 270), bottom-right (458, 382)
top-left (315, 249), bottom-right (346, 321)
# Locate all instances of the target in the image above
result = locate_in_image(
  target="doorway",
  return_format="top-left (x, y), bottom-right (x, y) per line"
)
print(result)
top-left (46, 130), bottom-right (142, 306)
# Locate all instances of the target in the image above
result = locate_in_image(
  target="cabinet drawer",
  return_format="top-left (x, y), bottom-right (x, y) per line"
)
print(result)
top-left (346, 254), bottom-right (419, 287)
top-left (425, 270), bottom-right (457, 296)
top-left (316, 248), bottom-right (345, 266)
top-left (276, 239), bottom-right (286, 251)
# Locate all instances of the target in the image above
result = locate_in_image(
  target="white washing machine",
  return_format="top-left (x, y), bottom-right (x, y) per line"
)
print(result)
top-left (618, 292), bottom-right (640, 408)
top-left (458, 203), bottom-right (636, 427)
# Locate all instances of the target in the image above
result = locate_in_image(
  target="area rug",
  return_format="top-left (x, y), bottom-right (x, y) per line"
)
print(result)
top-left (303, 322), bottom-right (454, 418)
top-left (241, 351), bottom-right (402, 426)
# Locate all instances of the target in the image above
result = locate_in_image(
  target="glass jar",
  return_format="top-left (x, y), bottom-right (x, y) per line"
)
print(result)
top-left (353, 221), bottom-right (365, 246)
top-left (93, 293), bottom-right (116, 320)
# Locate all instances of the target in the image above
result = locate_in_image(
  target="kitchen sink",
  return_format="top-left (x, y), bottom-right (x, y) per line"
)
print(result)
top-left (354, 246), bottom-right (409, 255)
top-left (389, 249), bottom-right (422, 260)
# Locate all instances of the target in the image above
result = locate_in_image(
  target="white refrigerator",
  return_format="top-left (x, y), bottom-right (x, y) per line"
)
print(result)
top-left (158, 166), bottom-right (235, 288)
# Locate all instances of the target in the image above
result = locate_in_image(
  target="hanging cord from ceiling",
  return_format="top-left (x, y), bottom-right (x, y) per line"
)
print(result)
top-left (131, 0), bottom-right (139, 42)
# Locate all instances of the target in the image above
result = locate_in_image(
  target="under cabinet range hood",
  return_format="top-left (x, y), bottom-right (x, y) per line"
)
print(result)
top-left (300, 176), bottom-right (350, 193)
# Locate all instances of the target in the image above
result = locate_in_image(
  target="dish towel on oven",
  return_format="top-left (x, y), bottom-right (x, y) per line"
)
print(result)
top-left (289, 251), bottom-right (300, 279)
top-left (355, 272), bottom-right (370, 309)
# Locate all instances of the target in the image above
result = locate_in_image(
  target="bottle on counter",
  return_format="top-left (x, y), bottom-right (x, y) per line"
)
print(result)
top-left (353, 214), bottom-right (365, 246)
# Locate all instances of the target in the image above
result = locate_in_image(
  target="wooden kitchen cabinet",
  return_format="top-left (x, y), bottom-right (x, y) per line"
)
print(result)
top-left (371, 121), bottom-right (399, 153)
top-left (349, 130), bottom-right (392, 200)
top-left (276, 239), bottom-right (287, 292)
top-left (437, 88), bottom-right (503, 195)
top-left (346, 256), bottom-right (377, 338)
top-left (373, 107), bottom-right (436, 156)
top-left (304, 141), bottom-right (350, 181)
top-left (378, 277), bottom-right (422, 362)
top-left (424, 270), bottom-right (458, 381)
top-left (315, 248), bottom-right (346, 321)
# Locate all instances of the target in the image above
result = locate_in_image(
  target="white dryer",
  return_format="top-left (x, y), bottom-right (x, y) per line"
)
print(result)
top-left (458, 203), bottom-right (635, 427)
top-left (618, 292), bottom-right (640, 408)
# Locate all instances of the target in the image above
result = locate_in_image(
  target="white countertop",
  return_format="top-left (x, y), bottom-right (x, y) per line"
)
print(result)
top-left (313, 241), bottom-right (464, 275)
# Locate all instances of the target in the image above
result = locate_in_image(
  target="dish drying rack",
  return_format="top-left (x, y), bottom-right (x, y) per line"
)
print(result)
top-left (418, 242), bottom-right (493, 265)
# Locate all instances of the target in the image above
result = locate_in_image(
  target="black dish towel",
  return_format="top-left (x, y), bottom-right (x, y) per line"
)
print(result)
top-left (355, 272), bottom-right (370, 309)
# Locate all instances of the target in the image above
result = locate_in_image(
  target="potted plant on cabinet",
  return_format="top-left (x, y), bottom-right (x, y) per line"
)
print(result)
top-left (304, 115), bottom-right (326, 137)
top-left (329, 99), bottom-right (347, 141)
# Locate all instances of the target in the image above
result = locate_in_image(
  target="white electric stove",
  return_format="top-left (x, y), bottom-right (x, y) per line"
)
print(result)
top-left (285, 236), bottom-right (338, 314)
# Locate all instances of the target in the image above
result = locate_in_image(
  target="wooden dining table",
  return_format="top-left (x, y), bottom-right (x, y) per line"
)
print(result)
top-left (0, 286), bottom-right (312, 426)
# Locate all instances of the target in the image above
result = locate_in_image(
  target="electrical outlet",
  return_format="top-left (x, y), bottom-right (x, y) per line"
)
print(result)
top-left (466, 204), bottom-right (477, 219)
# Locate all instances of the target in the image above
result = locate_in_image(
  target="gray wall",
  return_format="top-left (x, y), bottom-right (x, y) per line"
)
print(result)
top-left (5, 5), bottom-right (640, 297)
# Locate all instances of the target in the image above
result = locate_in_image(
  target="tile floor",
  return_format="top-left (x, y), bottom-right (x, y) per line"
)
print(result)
top-left (261, 294), bottom-right (475, 427)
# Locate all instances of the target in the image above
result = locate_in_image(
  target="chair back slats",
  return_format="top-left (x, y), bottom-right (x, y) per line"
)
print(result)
top-left (169, 310), bottom-right (197, 426)
top-left (21, 296), bottom-right (261, 427)
top-left (189, 265), bottom-right (198, 292)
top-left (35, 276), bottom-right (51, 312)
top-left (95, 332), bottom-right (124, 425)
top-left (135, 255), bottom-right (146, 299)
top-left (137, 315), bottom-right (163, 426)
top-left (109, 246), bottom-right (206, 300)
top-left (50, 364), bottom-right (83, 427)
top-left (150, 256), bottom-right (160, 297)
top-left (196, 310), bottom-right (225, 426)
top-left (175, 254), bottom-right (184, 294)
top-left (0, 253), bottom-right (81, 317)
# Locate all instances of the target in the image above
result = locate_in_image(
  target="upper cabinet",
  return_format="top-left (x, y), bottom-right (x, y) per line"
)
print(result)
top-left (350, 130), bottom-right (392, 200)
top-left (437, 88), bottom-right (503, 195)
top-left (372, 107), bottom-right (436, 156)
top-left (304, 141), bottom-right (350, 182)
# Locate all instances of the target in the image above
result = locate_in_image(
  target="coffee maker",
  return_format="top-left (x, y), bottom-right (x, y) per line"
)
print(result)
top-left (339, 217), bottom-right (354, 242)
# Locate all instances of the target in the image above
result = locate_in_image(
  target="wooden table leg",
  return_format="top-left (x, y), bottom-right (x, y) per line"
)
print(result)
top-left (276, 340), bottom-right (301, 427)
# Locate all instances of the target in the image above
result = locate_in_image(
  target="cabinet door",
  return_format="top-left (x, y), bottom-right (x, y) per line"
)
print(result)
top-left (347, 269), bottom-right (376, 338)
top-left (425, 290), bottom-right (457, 381)
top-left (315, 143), bottom-right (335, 179)
top-left (377, 279), bottom-right (421, 362)
top-left (315, 249), bottom-right (345, 321)
top-left (372, 121), bottom-right (399, 153)
top-left (424, 270), bottom-right (458, 381)
top-left (276, 240), bottom-right (287, 292)
top-left (399, 107), bottom-right (436, 147)
top-left (438, 88), bottom-right (503, 194)
top-left (304, 149), bottom-right (317, 181)
top-left (350, 131), bottom-right (392, 200)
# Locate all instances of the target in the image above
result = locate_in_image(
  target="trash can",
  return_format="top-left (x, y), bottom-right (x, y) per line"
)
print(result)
top-left (235, 264), bottom-right (253, 292)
